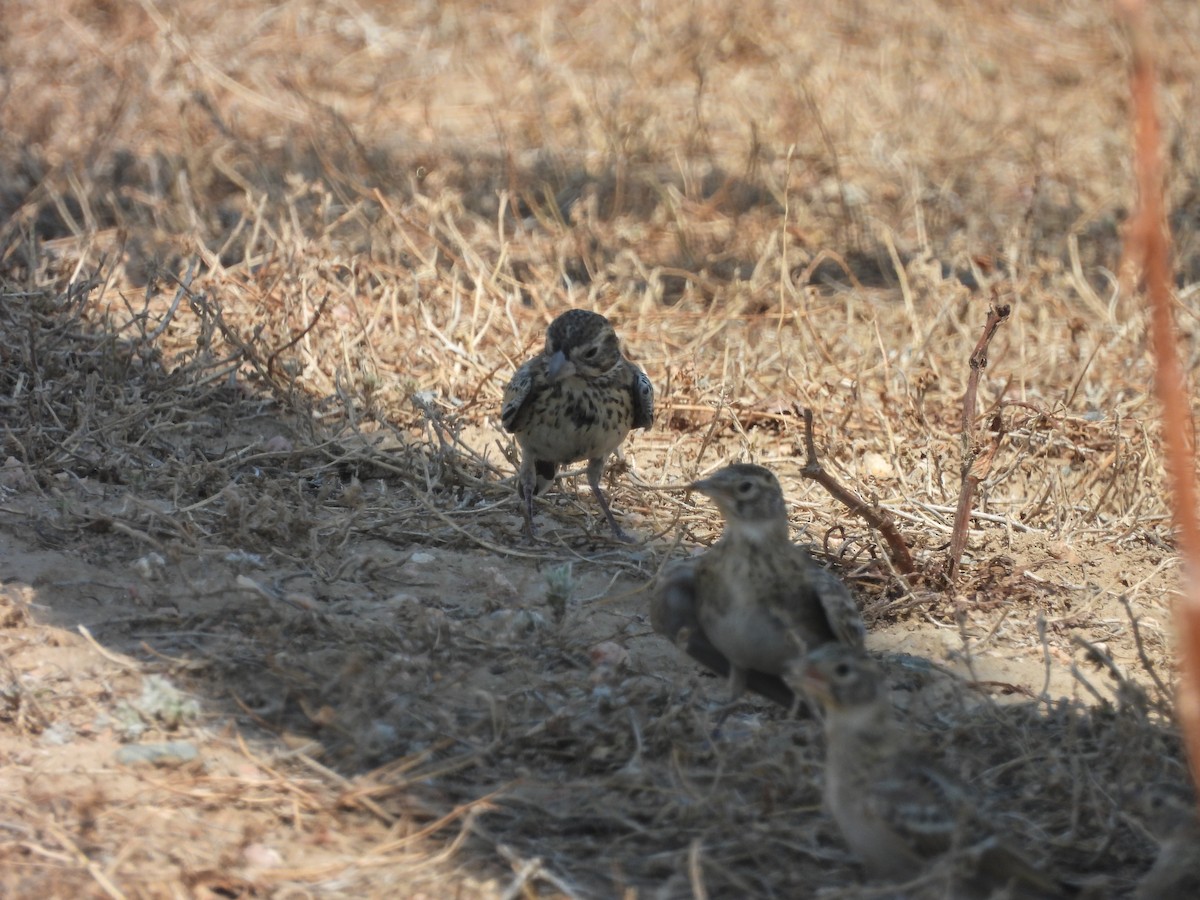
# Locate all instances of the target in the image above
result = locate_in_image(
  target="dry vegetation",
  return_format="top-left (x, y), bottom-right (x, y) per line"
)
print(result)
top-left (2, 0), bottom-right (1199, 897)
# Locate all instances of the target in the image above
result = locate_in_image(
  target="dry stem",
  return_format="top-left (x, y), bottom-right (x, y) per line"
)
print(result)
top-left (1121, 0), bottom-right (1200, 797)
top-left (796, 406), bottom-right (915, 575)
top-left (944, 302), bottom-right (1011, 583)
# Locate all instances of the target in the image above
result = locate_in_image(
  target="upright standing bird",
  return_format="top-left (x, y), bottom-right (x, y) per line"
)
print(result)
top-left (652, 559), bottom-right (797, 709)
top-left (652, 463), bottom-right (864, 702)
top-left (802, 643), bottom-right (1076, 897)
top-left (501, 309), bottom-right (653, 540)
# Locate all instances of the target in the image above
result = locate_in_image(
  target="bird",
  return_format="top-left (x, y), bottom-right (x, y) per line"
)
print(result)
top-left (801, 643), bottom-right (1077, 897)
top-left (652, 558), bottom-right (797, 709)
top-left (501, 309), bottom-right (653, 541)
top-left (1133, 782), bottom-right (1200, 900)
top-left (653, 463), bottom-right (864, 703)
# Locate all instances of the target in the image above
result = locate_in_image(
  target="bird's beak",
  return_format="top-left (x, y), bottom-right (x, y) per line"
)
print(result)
top-left (689, 478), bottom-right (735, 516)
top-left (800, 668), bottom-right (830, 705)
top-left (546, 350), bottom-right (576, 382)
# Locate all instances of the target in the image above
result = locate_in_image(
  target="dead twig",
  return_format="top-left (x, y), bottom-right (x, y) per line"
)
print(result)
top-left (1119, 594), bottom-right (1173, 710)
top-left (944, 301), bottom-right (1011, 583)
top-left (795, 406), bottom-right (914, 575)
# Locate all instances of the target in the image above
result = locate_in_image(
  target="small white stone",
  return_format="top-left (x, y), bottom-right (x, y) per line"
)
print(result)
top-left (132, 552), bottom-right (167, 581)
top-left (861, 451), bottom-right (893, 480)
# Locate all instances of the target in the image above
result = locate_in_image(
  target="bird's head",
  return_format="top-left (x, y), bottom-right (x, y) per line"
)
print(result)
top-left (690, 464), bottom-right (789, 534)
top-left (801, 643), bottom-right (885, 713)
top-left (1132, 782), bottom-right (1199, 840)
top-left (544, 309), bottom-right (623, 381)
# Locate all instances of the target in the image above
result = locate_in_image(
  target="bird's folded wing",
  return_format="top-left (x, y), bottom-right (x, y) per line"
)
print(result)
top-left (811, 563), bottom-right (867, 649)
top-left (629, 366), bottom-right (654, 430)
top-left (501, 360), bottom-right (540, 433)
top-left (651, 561), bottom-right (697, 640)
top-left (863, 761), bottom-right (963, 860)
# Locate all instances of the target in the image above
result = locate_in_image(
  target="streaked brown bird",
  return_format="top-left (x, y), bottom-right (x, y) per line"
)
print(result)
top-left (501, 309), bottom-right (653, 540)
top-left (802, 644), bottom-right (1077, 897)
top-left (652, 463), bottom-right (864, 703)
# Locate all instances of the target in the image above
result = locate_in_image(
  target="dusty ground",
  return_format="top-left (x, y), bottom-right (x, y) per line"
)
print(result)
top-left (1, 0), bottom-right (1198, 897)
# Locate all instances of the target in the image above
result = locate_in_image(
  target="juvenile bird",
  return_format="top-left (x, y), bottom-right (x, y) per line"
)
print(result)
top-left (802, 643), bottom-right (1076, 897)
top-left (501, 309), bottom-right (653, 540)
top-left (1133, 783), bottom-right (1200, 900)
top-left (652, 559), bottom-right (797, 709)
top-left (653, 463), bottom-right (864, 702)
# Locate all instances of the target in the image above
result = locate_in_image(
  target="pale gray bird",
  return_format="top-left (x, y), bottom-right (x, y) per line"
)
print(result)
top-left (802, 643), bottom-right (1077, 897)
top-left (652, 557), bottom-right (797, 709)
top-left (501, 309), bottom-right (653, 540)
top-left (654, 463), bottom-right (864, 701)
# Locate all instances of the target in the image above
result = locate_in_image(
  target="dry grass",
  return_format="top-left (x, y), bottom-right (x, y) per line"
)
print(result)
top-left (1, 0), bottom-right (1198, 896)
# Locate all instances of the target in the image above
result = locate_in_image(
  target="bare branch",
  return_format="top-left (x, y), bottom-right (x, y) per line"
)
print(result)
top-left (1120, 0), bottom-right (1200, 799)
top-left (944, 302), bottom-right (1011, 582)
top-left (796, 407), bottom-right (915, 576)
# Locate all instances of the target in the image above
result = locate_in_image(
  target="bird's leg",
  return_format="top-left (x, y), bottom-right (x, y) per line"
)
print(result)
top-left (518, 467), bottom-right (538, 539)
top-left (586, 457), bottom-right (634, 542)
top-left (727, 665), bottom-right (748, 702)
top-left (783, 660), bottom-right (808, 719)
top-left (785, 685), bottom-right (808, 720)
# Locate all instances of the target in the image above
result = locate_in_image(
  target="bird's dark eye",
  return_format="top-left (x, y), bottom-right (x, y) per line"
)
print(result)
top-left (834, 662), bottom-right (852, 678)
top-left (584, 346), bottom-right (599, 359)
top-left (737, 480), bottom-right (755, 495)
